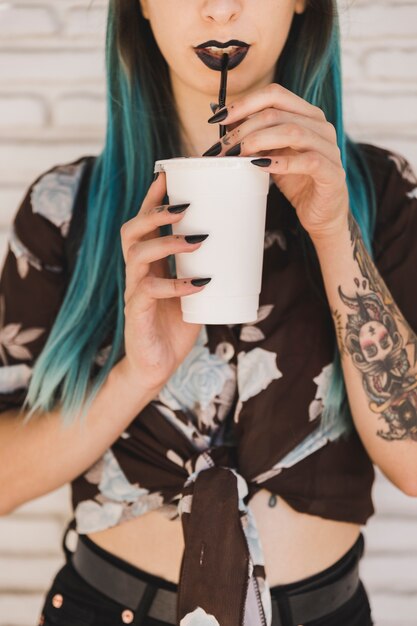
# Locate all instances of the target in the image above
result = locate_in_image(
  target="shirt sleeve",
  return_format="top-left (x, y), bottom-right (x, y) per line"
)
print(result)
top-left (0, 159), bottom-right (88, 414)
top-left (365, 144), bottom-right (417, 337)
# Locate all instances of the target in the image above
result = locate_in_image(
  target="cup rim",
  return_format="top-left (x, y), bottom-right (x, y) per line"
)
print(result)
top-left (154, 156), bottom-right (265, 173)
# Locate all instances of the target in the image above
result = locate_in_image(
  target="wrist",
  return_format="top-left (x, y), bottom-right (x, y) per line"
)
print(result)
top-left (309, 211), bottom-right (350, 252)
top-left (110, 357), bottom-right (164, 403)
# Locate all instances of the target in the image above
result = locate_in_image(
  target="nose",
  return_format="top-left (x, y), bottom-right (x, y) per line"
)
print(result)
top-left (202, 0), bottom-right (242, 23)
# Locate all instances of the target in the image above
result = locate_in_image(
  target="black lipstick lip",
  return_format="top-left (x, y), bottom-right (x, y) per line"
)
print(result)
top-left (195, 39), bottom-right (250, 49)
top-left (194, 46), bottom-right (250, 71)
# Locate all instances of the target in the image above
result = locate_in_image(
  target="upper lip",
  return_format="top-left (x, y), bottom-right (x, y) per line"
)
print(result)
top-left (194, 39), bottom-right (250, 49)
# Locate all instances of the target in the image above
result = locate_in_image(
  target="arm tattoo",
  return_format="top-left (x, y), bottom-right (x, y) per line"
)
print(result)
top-left (338, 212), bottom-right (417, 442)
top-left (331, 307), bottom-right (348, 358)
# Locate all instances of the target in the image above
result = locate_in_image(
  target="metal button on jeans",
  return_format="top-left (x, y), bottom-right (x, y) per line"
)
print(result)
top-left (52, 593), bottom-right (63, 608)
top-left (121, 608), bottom-right (134, 623)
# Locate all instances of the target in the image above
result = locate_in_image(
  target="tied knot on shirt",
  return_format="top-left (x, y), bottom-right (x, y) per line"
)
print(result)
top-left (176, 446), bottom-right (272, 626)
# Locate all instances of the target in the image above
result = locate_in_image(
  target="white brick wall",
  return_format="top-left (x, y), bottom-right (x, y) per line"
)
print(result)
top-left (0, 1), bottom-right (416, 625)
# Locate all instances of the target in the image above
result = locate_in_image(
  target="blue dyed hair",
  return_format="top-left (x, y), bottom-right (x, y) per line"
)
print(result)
top-left (23, 0), bottom-right (377, 432)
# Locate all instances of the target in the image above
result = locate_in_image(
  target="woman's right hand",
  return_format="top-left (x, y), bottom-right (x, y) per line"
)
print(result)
top-left (120, 171), bottom-right (210, 392)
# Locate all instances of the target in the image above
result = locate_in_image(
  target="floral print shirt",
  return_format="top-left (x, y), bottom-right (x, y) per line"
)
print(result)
top-left (1, 144), bottom-right (417, 626)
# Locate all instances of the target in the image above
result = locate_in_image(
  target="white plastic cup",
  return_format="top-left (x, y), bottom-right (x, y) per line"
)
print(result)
top-left (154, 156), bottom-right (270, 324)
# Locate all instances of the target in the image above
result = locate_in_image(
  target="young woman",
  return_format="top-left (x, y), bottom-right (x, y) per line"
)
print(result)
top-left (1, 1), bottom-right (416, 625)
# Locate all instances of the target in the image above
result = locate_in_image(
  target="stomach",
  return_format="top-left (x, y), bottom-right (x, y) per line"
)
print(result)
top-left (86, 488), bottom-right (361, 586)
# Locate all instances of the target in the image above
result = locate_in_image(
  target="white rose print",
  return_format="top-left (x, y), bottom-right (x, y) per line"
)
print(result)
top-left (308, 361), bottom-right (334, 422)
top-left (0, 363), bottom-right (33, 393)
top-left (77, 449), bottom-right (165, 532)
top-left (237, 347), bottom-right (283, 403)
top-left (30, 161), bottom-right (86, 237)
top-left (74, 499), bottom-right (124, 533)
top-left (234, 347), bottom-right (283, 424)
top-left (157, 326), bottom-right (236, 433)
top-left (180, 607), bottom-right (220, 626)
top-left (98, 449), bottom-right (150, 502)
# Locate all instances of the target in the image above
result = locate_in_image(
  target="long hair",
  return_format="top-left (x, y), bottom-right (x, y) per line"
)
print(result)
top-left (23, 0), bottom-right (377, 432)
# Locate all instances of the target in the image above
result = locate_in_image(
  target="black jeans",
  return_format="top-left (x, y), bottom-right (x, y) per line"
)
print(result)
top-left (37, 532), bottom-right (373, 626)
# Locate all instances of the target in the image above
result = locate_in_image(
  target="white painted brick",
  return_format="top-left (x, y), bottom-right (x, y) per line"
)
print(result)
top-left (344, 92), bottom-right (417, 128)
top-left (366, 48), bottom-right (417, 81)
top-left (377, 620), bottom-right (416, 626)
top-left (0, 95), bottom-right (47, 128)
top-left (12, 486), bottom-right (71, 517)
top-left (0, 555), bottom-right (65, 591)
top-left (340, 50), bottom-right (362, 83)
top-left (1, 126), bottom-right (105, 143)
top-left (363, 517), bottom-right (417, 553)
top-left (0, 593), bottom-right (47, 626)
top-left (0, 5), bottom-right (59, 38)
top-left (0, 141), bottom-right (101, 185)
top-left (65, 5), bottom-right (107, 37)
top-left (0, 518), bottom-right (65, 555)
top-left (372, 481), bottom-right (417, 518)
top-left (361, 554), bottom-right (417, 593)
top-left (340, 4), bottom-right (417, 40)
top-left (0, 187), bottom-right (27, 228)
top-left (368, 592), bottom-right (417, 623)
top-left (0, 50), bottom-right (105, 85)
top-left (348, 133), bottom-right (417, 171)
top-left (54, 94), bottom-right (106, 128)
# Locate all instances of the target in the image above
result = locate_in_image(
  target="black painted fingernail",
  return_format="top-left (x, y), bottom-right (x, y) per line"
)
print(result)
top-left (191, 277), bottom-right (212, 286)
top-left (225, 142), bottom-right (241, 157)
top-left (251, 158), bottom-right (272, 167)
top-left (210, 102), bottom-right (219, 114)
top-left (153, 171), bottom-right (160, 181)
top-left (185, 234), bottom-right (209, 243)
top-left (207, 107), bottom-right (228, 123)
top-left (202, 142), bottom-right (222, 157)
top-left (167, 203), bottom-right (190, 213)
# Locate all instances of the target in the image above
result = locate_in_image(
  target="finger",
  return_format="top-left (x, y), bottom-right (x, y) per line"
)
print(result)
top-left (219, 109), bottom-right (337, 154)
top-left (240, 123), bottom-right (341, 165)
top-left (124, 234), bottom-right (206, 304)
top-left (126, 274), bottom-right (210, 316)
top-left (208, 83), bottom-right (325, 126)
top-left (120, 171), bottom-right (168, 263)
top-left (251, 151), bottom-right (346, 186)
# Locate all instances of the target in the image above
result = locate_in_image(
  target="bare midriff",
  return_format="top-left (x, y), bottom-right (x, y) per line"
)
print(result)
top-left (86, 487), bottom-right (361, 586)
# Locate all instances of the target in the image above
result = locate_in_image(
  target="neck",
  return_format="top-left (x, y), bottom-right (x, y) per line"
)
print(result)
top-left (170, 67), bottom-right (276, 157)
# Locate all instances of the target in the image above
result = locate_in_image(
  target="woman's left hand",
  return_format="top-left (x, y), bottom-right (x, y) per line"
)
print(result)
top-left (205, 83), bottom-right (350, 242)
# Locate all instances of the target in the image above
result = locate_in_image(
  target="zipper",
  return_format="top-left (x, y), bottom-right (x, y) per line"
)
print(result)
top-left (253, 572), bottom-right (267, 626)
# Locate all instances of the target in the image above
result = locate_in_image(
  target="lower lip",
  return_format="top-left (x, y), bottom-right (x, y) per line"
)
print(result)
top-left (194, 47), bottom-right (250, 71)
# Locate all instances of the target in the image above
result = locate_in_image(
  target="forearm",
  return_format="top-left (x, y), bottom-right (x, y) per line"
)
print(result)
top-left (312, 211), bottom-right (417, 495)
top-left (0, 357), bottom-right (162, 515)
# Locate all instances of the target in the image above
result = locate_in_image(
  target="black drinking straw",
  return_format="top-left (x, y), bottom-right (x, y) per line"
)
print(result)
top-left (219, 53), bottom-right (229, 139)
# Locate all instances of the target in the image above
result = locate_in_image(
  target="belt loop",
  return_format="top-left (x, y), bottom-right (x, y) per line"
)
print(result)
top-left (61, 517), bottom-right (77, 562)
top-left (133, 584), bottom-right (158, 624)
top-left (272, 591), bottom-right (294, 626)
top-left (271, 597), bottom-right (283, 626)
